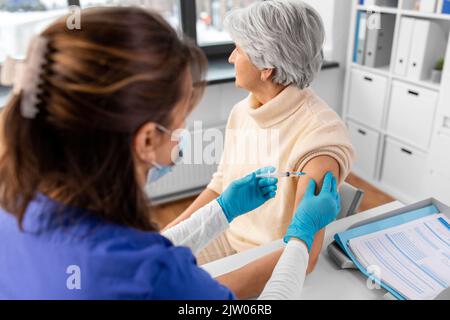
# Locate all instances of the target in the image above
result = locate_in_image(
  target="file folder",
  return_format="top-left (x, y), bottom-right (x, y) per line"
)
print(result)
top-left (364, 13), bottom-right (395, 68)
top-left (334, 198), bottom-right (450, 300)
top-left (407, 19), bottom-right (446, 81)
top-left (443, 0), bottom-right (450, 13)
top-left (394, 17), bottom-right (414, 76)
top-left (354, 11), bottom-right (367, 64)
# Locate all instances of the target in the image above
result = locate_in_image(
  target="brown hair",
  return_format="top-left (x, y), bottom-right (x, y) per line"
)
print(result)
top-left (0, 6), bottom-right (207, 231)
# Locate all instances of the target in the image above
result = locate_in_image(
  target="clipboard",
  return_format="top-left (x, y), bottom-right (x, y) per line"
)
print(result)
top-left (327, 198), bottom-right (450, 300)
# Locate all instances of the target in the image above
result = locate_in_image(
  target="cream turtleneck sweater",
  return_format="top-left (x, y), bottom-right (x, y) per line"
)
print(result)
top-left (207, 84), bottom-right (354, 252)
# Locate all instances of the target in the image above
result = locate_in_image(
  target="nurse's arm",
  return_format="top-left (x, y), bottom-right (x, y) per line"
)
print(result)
top-left (161, 199), bottom-right (228, 254)
top-left (162, 188), bottom-right (219, 231)
top-left (216, 155), bottom-right (340, 298)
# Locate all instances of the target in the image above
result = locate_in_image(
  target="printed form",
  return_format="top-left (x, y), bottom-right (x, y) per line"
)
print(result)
top-left (349, 214), bottom-right (450, 300)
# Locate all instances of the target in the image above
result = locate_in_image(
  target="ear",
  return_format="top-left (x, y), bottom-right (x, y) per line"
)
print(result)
top-left (260, 68), bottom-right (274, 82)
top-left (133, 122), bottom-right (160, 165)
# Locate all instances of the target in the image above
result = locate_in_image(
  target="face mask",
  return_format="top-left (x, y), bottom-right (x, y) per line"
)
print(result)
top-left (147, 125), bottom-right (185, 184)
top-left (148, 163), bottom-right (173, 183)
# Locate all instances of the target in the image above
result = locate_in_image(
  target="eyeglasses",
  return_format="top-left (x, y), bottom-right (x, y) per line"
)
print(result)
top-left (155, 123), bottom-right (184, 142)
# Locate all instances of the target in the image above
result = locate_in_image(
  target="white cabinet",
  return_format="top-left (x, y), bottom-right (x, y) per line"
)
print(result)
top-left (381, 138), bottom-right (428, 201)
top-left (386, 81), bottom-right (438, 150)
top-left (348, 69), bottom-right (388, 129)
top-left (428, 122), bottom-right (450, 179)
top-left (348, 121), bottom-right (380, 179)
top-left (437, 35), bottom-right (450, 116)
top-left (427, 172), bottom-right (450, 205)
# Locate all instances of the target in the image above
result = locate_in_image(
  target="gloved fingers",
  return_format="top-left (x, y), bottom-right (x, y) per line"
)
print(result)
top-left (304, 178), bottom-right (317, 198)
top-left (336, 193), bottom-right (342, 212)
top-left (258, 177), bottom-right (278, 187)
top-left (264, 191), bottom-right (277, 200)
top-left (321, 171), bottom-right (334, 193)
top-left (234, 172), bottom-right (256, 186)
top-left (261, 185), bottom-right (277, 195)
top-left (255, 166), bottom-right (276, 175)
top-left (331, 176), bottom-right (337, 194)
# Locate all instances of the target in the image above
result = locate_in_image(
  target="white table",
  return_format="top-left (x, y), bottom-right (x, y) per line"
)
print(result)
top-left (202, 201), bottom-right (405, 300)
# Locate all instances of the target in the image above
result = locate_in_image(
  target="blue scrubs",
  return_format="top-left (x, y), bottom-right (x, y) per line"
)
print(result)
top-left (0, 194), bottom-right (235, 300)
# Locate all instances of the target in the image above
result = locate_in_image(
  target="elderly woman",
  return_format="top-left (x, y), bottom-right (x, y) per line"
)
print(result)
top-left (166, 0), bottom-right (354, 297)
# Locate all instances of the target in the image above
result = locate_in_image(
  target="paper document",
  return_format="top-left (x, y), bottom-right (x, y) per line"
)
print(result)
top-left (349, 214), bottom-right (450, 300)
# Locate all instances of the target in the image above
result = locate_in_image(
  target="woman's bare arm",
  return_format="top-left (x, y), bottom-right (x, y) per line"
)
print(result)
top-left (216, 248), bottom-right (284, 300)
top-left (162, 188), bottom-right (219, 231)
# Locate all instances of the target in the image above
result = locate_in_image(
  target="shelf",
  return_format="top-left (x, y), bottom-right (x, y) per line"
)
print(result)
top-left (391, 75), bottom-right (441, 91)
top-left (400, 10), bottom-right (450, 21)
top-left (351, 63), bottom-right (442, 91)
top-left (356, 5), bottom-right (399, 15)
top-left (351, 63), bottom-right (391, 77)
top-left (345, 115), bottom-right (384, 133)
top-left (346, 1), bottom-right (450, 205)
top-left (355, 5), bottom-right (450, 21)
top-left (384, 132), bottom-right (430, 154)
top-left (345, 115), bottom-right (431, 154)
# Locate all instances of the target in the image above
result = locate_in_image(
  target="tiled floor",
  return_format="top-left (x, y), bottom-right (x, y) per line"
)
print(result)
top-left (152, 173), bottom-right (396, 229)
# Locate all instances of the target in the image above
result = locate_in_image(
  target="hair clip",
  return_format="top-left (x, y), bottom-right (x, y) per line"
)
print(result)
top-left (13, 35), bottom-right (49, 119)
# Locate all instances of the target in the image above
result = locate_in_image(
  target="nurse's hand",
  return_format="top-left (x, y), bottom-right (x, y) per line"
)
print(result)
top-left (284, 172), bottom-right (341, 252)
top-left (217, 167), bottom-right (279, 223)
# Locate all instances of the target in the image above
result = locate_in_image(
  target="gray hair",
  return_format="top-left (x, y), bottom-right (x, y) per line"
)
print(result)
top-left (224, 0), bottom-right (325, 89)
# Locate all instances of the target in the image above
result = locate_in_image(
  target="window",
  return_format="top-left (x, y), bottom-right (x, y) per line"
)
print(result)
top-left (0, 0), bottom-right (69, 60)
top-left (195, 0), bottom-right (261, 46)
top-left (79, 0), bottom-right (181, 29)
top-left (0, 0), bottom-right (337, 67)
top-left (302, 0), bottom-right (335, 60)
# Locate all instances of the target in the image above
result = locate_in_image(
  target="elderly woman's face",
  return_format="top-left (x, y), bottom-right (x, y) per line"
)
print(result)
top-left (229, 44), bottom-right (262, 91)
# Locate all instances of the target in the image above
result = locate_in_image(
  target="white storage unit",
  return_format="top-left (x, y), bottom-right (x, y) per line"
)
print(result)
top-left (347, 121), bottom-right (380, 179)
top-left (381, 138), bottom-right (428, 201)
top-left (429, 127), bottom-right (450, 178)
top-left (428, 172), bottom-right (450, 203)
top-left (428, 118), bottom-right (450, 203)
top-left (343, 0), bottom-right (450, 204)
top-left (386, 81), bottom-right (438, 149)
top-left (347, 69), bottom-right (388, 129)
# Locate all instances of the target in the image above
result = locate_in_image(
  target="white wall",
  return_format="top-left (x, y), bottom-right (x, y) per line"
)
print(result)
top-left (310, 0), bottom-right (352, 115)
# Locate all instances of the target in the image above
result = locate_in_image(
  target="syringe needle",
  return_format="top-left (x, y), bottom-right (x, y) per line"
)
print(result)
top-left (256, 172), bottom-right (306, 178)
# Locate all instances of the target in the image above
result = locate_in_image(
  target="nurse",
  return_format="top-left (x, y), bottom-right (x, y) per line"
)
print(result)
top-left (0, 7), bottom-right (340, 299)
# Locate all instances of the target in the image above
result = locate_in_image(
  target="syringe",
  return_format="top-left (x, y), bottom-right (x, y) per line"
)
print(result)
top-left (256, 171), bottom-right (306, 178)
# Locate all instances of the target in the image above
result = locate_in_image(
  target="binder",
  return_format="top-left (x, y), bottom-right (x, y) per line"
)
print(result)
top-left (407, 19), bottom-right (446, 81)
top-left (332, 198), bottom-right (450, 300)
top-left (364, 0), bottom-right (398, 5)
top-left (354, 11), bottom-right (367, 64)
top-left (443, 0), bottom-right (450, 13)
top-left (394, 17), bottom-right (414, 76)
top-left (364, 13), bottom-right (396, 68)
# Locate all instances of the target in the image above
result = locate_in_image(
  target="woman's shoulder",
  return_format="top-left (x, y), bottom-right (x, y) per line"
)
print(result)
top-left (301, 89), bottom-right (345, 127)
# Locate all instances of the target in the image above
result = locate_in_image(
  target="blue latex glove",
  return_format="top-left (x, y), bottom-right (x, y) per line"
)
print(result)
top-left (217, 167), bottom-right (279, 223)
top-left (284, 172), bottom-right (341, 252)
